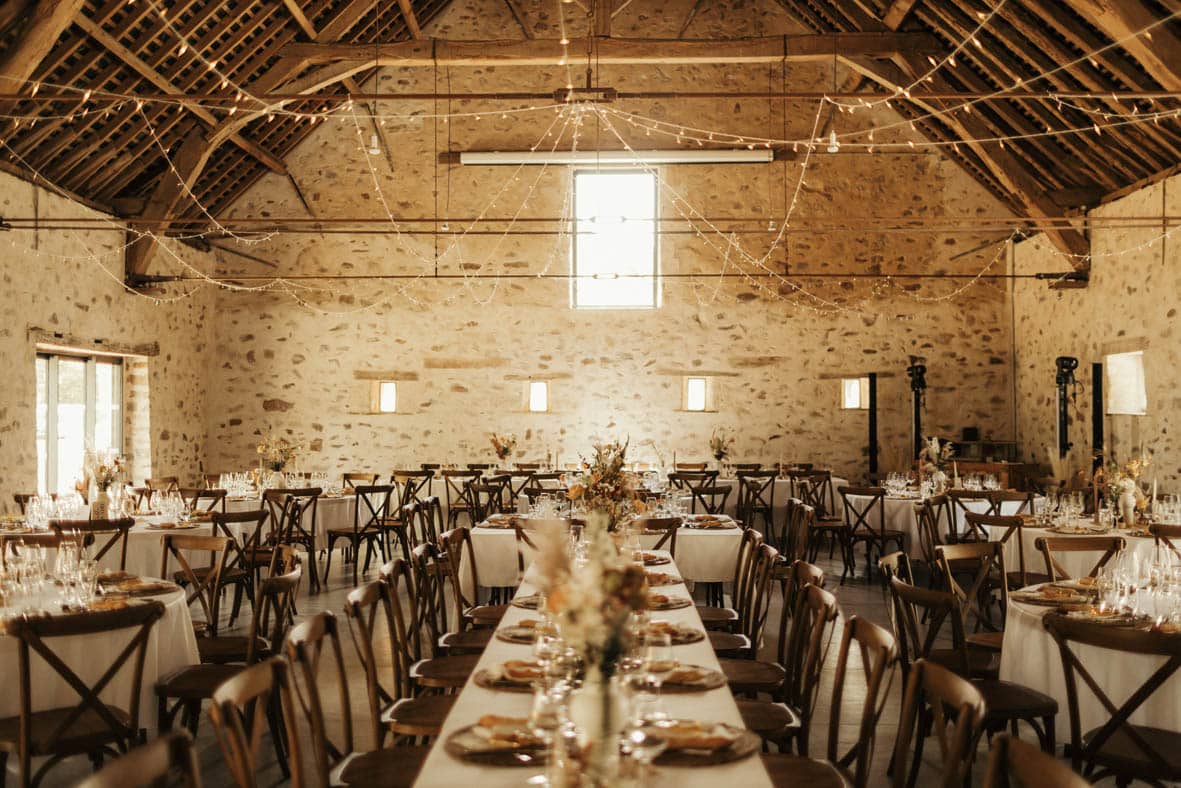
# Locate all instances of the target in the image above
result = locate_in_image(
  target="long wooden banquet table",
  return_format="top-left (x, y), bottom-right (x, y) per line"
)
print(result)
top-left (415, 552), bottom-right (773, 787)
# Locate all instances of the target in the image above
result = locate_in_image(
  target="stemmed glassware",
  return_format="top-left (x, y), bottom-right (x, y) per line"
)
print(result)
top-left (640, 631), bottom-right (675, 721)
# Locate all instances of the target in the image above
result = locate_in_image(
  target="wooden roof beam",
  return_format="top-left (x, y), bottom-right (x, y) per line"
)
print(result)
top-left (845, 54), bottom-right (1091, 268)
top-left (1069, 0), bottom-right (1181, 91)
top-left (0, 0), bottom-right (86, 87)
top-left (502, 0), bottom-right (534, 39)
top-left (396, 0), bottom-right (423, 39)
top-left (880, 0), bottom-right (919, 30)
top-left (74, 15), bottom-right (287, 175)
top-left (280, 31), bottom-right (944, 67)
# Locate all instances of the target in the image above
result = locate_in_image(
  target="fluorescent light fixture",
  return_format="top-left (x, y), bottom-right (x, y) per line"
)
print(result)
top-left (459, 149), bottom-right (774, 166)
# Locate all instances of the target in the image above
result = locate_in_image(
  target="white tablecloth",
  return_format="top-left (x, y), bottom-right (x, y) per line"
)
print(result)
top-left (468, 519), bottom-right (745, 591)
top-left (415, 553), bottom-right (773, 788)
top-left (0, 585), bottom-right (199, 723)
top-left (1000, 597), bottom-right (1181, 733)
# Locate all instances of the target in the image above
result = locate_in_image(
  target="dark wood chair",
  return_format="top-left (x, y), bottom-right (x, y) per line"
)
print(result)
top-left (75, 730), bottom-right (201, 788)
top-left (803, 476), bottom-right (853, 582)
top-left (408, 543), bottom-right (492, 656)
top-left (48, 517), bottom-right (134, 571)
top-left (840, 486), bottom-right (905, 582)
top-left (178, 488), bottom-right (227, 514)
top-left (146, 477), bottom-right (180, 494)
top-left (634, 515), bottom-right (680, 556)
top-left (0, 602), bottom-right (166, 788)
top-left (673, 462), bottom-right (709, 472)
top-left (325, 484), bottom-right (395, 585)
top-left (891, 658), bottom-right (987, 788)
top-left (736, 580), bottom-right (839, 755)
top-left (208, 658), bottom-right (300, 788)
top-left (263, 487), bottom-right (321, 594)
top-left (982, 733), bottom-right (1091, 788)
top-left (156, 565), bottom-right (302, 737)
top-left (990, 489), bottom-right (1037, 516)
top-left (886, 575), bottom-right (1058, 754)
top-left (963, 512), bottom-right (1048, 588)
top-left (698, 528), bottom-right (760, 628)
top-left (342, 472), bottom-right (379, 491)
top-left (1150, 522), bottom-right (1181, 560)
top-left (1043, 613), bottom-right (1181, 785)
top-left (440, 470), bottom-right (481, 527)
top-left (935, 541), bottom-right (1010, 652)
top-left (947, 490), bottom-right (998, 542)
top-left (287, 611), bottom-right (431, 785)
top-left (760, 616), bottom-right (900, 788)
top-left (737, 470), bottom-right (777, 532)
top-left (161, 533), bottom-right (231, 637)
top-left (709, 542), bottom-right (778, 659)
top-left (439, 528), bottom-right (509, 630)
top-left (1033, 536), bottom-right (1125, 583)
top-left (208, 509), bottom-right (268, 629)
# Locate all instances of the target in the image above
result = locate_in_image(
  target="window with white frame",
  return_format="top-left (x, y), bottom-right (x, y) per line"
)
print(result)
top-left (375, 381), bottom-right (398, 413)
top-left (841, 377), bottom-right (870, 410)
top-left (36, 352), bottom-right (123, 495)
top-left (684, 377), bottom-right (709, 411)
top-left (528, 380), bottom-right (549, 412)
top-left (571, 170), bottom-right (659, 309)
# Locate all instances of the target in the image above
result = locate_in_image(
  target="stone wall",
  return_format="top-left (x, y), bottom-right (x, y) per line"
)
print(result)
top-left (201, 0), bottom-right (1017, 480)
top-left (1013, 173), bottom-right (1181, 489)
top-left (0, 170), bottom-right (218, 503)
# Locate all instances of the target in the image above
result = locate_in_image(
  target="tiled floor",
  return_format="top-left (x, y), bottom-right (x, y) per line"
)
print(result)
top-left (39, 547), bottom-right (1064, 787)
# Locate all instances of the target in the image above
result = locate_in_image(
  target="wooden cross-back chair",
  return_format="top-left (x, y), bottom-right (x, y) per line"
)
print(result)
top-left (736, 470), bottom-right (777, 531)
top-left (0, 532), bottom-right (87, 570)
top-left (935, 541), bottom-right (1009, 652)
top-left (668, 469), bottom-right (717, 492)
top-left (982, 733), bottom-right (1091, 788)
top-left (469, 479), bottom-right (508, 522)
top-left (885, 575), bottom-right (1058, 755)
top-left (325, 484), bottom-right (394, 585)
top-left (794, 469), bottom-right (836, 519)
top-left (962, 512), bottom-right (1048, 588)
top-left (498, 470), bottom-right (534, 499)
top-left (415, 496), bottom-right (446, 550)
top-left (736, 576), bottom-right (838, 756)
top-left (840, 486), bottom-right (904, 582)
top-left (178, 488), bottom-right (227, 514)
top-left (914, 495), bottom-right (953, 581)
top-left (775, 500), bottom-right (812, 566)
top-left (635, 516), bottom-right (680, 556)
top-left (407, 543), bottom-right (491, 657)
top-left (697, 528), bottom-right (761, 630)
top-left (439, 470), bottom-right (481, 527)
top-left (990, 489), bottom-right (1036, 516)
top-left (0, 601), bottom-right (166, 788)
top-left (673, 462), bottom-right (709, 472)
top-left (209, 509), bottom-right (268, 627)
top-left (156, 565), bottom-right (303, 740)
top-left (1151, 522), bottom-right (1181, 561)
top-left (208, 658), bottom-right (302, 788)
top-left (891, 659), bottom-right (987, 788)
top-left (1043, 613), bottom-right (1181, 785)
top-left (342, 472), bottom-right (379, 491)
top-left (709, 542), bottom-right (779, 659)
top-left (262, 487), bottom-right (321, 594)
top-left (146, 477), bottom-right (180, 494)
top-left (523, 472), bottom-right (567, 504)
top-left (947, 490), bottom-right (998, 542)
top-left (76, 730), bottom-right (202, 788)
top-left (732, 462), bottom-right (761, 473)
top-left (466, 463), bottom-right (492, 472)
top-left (161, 533), bottom-right (231, 637)
top-left (49, 518), bottom-right (134, 571)
top-left (689, 483), bottom-right (731, 515)
top-left (760, 616), bottom-right (900, 788)
top-left (438, 528), bottom-right (508, 631)
top-left (393, 470), bottom-right (434, 508)
top-left (1034, 536), bottom-right (1125, 583)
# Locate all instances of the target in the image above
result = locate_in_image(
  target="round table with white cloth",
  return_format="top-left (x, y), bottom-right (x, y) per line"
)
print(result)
top-left (1000, 595), bottom-right (1181, 733)
top-left (0, 585), bottom-right (199, 723)
top-left (984, 520), bottom-right (1156, 580)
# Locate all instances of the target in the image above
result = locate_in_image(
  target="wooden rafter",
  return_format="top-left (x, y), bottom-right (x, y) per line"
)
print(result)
top-left (0, 0), bottom-right (85, 88)
top-left (1069, 0), bottom-right (1181, 91)
top-left (880, 0), bottom-right (918, 30)
top-left (397, 0), bottom-right (424, 39)
top-left (74, 15), bottom-right (287, 174)
top-left (593, 0), bottom-right (612, 37)
top-left (281, 31), bottom-right (944, 67)
top-left (502, 0), bottom-right (534, 39)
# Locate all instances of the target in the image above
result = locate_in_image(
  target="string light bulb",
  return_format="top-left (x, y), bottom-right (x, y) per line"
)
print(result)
top-left (826, 130), bottom-right (840, 153)
top-left (367, 133), bottom-right (382, 155)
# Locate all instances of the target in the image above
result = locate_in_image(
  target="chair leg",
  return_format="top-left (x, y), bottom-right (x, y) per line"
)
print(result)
top-left (323, 537), bottom-right (335, 581)
top-left (157, 694), bottom-right (171, 734)
top-left (267, 693), bottom-right (291, 779)
top-left (352, 538), bottom-right (360, 587)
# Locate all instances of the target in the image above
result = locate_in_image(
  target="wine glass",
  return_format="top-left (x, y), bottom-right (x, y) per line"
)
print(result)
top-left (526, 687), bottom-right (568, 787)
top-left (641, 631), bottom-right (676, 718)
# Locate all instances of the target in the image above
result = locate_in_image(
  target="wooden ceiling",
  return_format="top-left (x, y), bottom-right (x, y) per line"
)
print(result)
top-left (0, 0), bottom-right (1178, 278)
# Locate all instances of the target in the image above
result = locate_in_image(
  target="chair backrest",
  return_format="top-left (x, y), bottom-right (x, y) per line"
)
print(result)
top-left (737, 470), bottom-right (776, 520)
top-left (731, 528), bottom-right (764, 608)
top-left (380, 559), bottom-right (424, 698)
top-left (344, 581), bottom-right (395, 749)
top-left (839, 486), bottom-right (886, 537)
top-left (886, 575), bottom-right (970, 675)
top-left (416, 496), bottom-right (446, 548)
top-left (827, 616), bottom-right (900, 788)
top-left (990, 489), bottom-right (1035, 514)
top-left (635, 516), bottom-right (680, 554)
top-left (689, 484), bottom-right (731, 515)
top-left (179, 487), bottom-right (227, 514)
top-left (7, 601), bottom-right (165, 767)
top-left (667, 470), bottom-right (717, 492)
top-left (964, 512), bottom-right (1032, 582)
top-left (440, 470), bottom-right (481, 515)
top-left (914, 498), bottom-right (946, 566)
top-left (935, 541), bottom-right (1008, 641)
top-left (342, 472), bottom-right (379, 490)
top-left (982, 733), bottom-right (1092, 788)
top-left (49, 517), bottom-right (134, 570)
top-left (245, 565), bottom-right (302, 665)
top-left (673, 462), bottom-right (708, 472)
top-left (948, 490), bottom-right (998, 540)
top-left (209, 658), bottom-right (304, 788)
top-left (409, 542), bottom-right (451, 652)
top-left (160, 533), bottom-right (232, 636)
top-left (147, 476), bottom-right (181, 493)
top-left (392, 469), bottom-right (435, 509)
top-left (798, 470), bottom-right (836, 519)
top-left (469, 482), bottom-right (505, 521)
top-left (780, 582), bottom-right (838, 755)
top-left (466, 463), bottom-right (492, 471)
top-left (285, 612), bottom-right (355, 781)
top-left (76, 730), bottom-right (201, 788)
top-left (211, 508), bottom-right (269, 574)
top-left (1151, 522), bottom-right (1181, 561)
top-left (737, 543), bottom-right (779, 644)
top-left (13, 492), bottom-right (55, 514)
top-left (353, 484), bottom-right (395, 537)
top-left (891, 659), bottom-right (987, 788)
top-left (440, 527), bottom-right (480, 618)
top-left (1043, 613), bottom-right (1181, 777)
top-left (263, 487), bottom-right (321, 545)
top-left (780, 501), bottom-right (813, 563)
top-left (1034, 535), bottom-right (1125, 582)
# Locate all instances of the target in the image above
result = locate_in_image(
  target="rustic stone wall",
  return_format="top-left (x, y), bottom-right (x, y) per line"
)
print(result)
top-left (201, 0), bottom-right (1017, 480)
top-left (1013, 173), bottom-right (1181, 489)
top-left (0, 170), bottom-right (218, 504)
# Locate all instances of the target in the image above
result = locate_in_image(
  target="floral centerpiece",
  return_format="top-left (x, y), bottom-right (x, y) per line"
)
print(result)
top-left (489, 432), bottom-right (517, 462)
top-left (1104, 452), bottom-right (1150, 526)
top-left (256, 432), bottom-right (302, 472)
top-left (567, 440), bottom-right (645, 529)
top-left (918, 436), bottom-right (955, 491)
top-left (531, 515), bottom-right (648, 784)
top-left (83, 449), bottom-right (123, 518)
top-left (709, 428), bottom-right (734, 462)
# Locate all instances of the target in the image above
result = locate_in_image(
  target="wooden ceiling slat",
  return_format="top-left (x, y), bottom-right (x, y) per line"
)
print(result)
top-left (1069, 0), bottom-right (1181, 91)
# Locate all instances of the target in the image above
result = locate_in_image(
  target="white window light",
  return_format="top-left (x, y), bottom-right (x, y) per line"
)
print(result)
top-left (841, 377), bottom-right (869, 410)
top-left (572, 170), bottom-right (659, 309)
top-left (1105, 351), bottom-right (1147, 416)
top-left (685, 377), bottom-right (708, 412)
top-left (529, 380), bottom-right (549, 412)
top-left (377, 381), bottom-right (398, 413)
